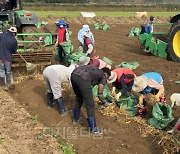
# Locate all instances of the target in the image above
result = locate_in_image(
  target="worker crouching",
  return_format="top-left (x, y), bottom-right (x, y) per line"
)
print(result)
top-left (107, 68), bottom-right (136, 101)
top-left (43, 64), bottom-right (77, 116)
top-left (132, 72), bottom-right (166, 106)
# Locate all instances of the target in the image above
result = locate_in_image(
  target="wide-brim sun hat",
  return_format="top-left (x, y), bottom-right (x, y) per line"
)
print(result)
top-left (132, 76), bottom-right (148, 92)
top-left (58, 19), bottom-right (66, 26)
top-left (83, 24), bottom-right (89, 28)
top-left (8, 26), bottom-right (17, 33)
top-left (78, 56), bottom-right (90, 66)
top-left (107, 71), bottom-right (117, 83)
top-left (83, 25), bottom-right (90, 32)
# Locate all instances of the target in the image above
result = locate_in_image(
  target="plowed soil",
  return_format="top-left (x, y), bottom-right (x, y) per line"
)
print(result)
top-left (1, 16), bottom-right (180, 154)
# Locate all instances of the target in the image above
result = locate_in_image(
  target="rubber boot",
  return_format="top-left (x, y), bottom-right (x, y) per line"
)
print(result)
top-left (47, 92), bottom-right (54, 107)
top-left (8, 74), bottom-right (15, 90)
top-left (56, 98), bottom-right (67, 116)
top-left (1, 77), bottom-right (8, 91)
top-left (87, 117), bottom-right (101, 134)
top-left (72, 108), bottom-right (80, 124)
top-left (9, 74), bottom-right (14, 85)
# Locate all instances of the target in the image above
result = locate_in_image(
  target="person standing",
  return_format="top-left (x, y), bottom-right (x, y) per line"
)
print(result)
top-left (55, 19), bottom-right (69, 63)
top-left (71, 65), bottom-right (111, 134)
top-left (0, 26), bottom-right (17, 90)
top-left (145, 16), bottom-right (155, 34)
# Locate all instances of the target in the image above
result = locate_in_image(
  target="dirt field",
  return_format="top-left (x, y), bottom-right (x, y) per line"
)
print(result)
top-left (0, 16), bottom-right (180, 154)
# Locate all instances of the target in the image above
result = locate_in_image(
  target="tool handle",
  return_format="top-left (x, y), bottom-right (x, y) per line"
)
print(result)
top-left (17, 52), bottom-right (27, 63)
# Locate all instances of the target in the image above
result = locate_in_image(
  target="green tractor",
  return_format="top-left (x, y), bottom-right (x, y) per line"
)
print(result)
top-left (0, 0), bottom-right (38, 31)
top-left (129, 13), bottom-right (180, 63)
top-left (0, 0), bottom-right (54, 66)
top-left (168, 13), bottom-right (180, 62)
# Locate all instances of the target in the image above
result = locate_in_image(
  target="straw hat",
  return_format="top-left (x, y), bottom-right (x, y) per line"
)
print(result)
top-left (78, 56), bottom-right (90, 66)
top-left (132, 76), bottom-right (148, 92)
top-left (107, 71), bottom-right (117, 83)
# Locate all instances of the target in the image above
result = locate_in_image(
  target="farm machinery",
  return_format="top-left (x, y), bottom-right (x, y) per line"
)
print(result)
top-left (0, 0), bottom-right (55, 67)
top-left (129, 13), bottom-right (180, 63)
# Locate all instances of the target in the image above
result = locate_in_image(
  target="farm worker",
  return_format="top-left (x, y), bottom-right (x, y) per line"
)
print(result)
top-left (1, 0), bottom-right (6, 5)
top-left (10, 0), bottom-right (17, 10)
top-left (71, 65), bottom-right (111, 133)
top-left (55, 19), bottom-right (69, 63)
top-left (42, 56), bottom-right (90, 116)
top-left (83, 33), bottom-right (96, 58)
top-left (2, 0), bottom-right (16, 10)
top-left (0, 26), bottom-right (17, 90)
top-left (77, 24), bottom-right (95, 46)
top-left (132, 72), bottom-right (166, 106)
top-left (107, 68), bottom-right (136, 100)
top-left (145, 16), bottom-right (155, 34)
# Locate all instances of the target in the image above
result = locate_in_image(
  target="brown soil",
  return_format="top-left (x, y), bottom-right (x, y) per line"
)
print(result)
top-left (0, 89), bottom-right (62, 154)
top-left (0, 16), bottom-right (180, 154)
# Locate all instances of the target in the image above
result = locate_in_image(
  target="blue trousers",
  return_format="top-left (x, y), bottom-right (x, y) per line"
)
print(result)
top-left (0, 59), bottom-right (14, 84)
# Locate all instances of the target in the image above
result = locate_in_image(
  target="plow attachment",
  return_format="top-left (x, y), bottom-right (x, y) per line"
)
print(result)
top-left (129, 21), bottom-right (180, 63)
top-left (12, 32), bottom-right (55, 67)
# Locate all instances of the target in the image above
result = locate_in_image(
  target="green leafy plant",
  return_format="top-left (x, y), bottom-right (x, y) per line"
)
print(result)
top-left (60, 144), bottom-right (75, 154)
top-left (44, 127), bottom-right (76, 154)
top-left (0, 137), bottom-right (4, 144)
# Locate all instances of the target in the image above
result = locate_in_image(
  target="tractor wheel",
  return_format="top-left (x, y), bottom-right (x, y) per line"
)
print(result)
top-left (168, 21), bottom-right (180, 62)
top-left (21, 26), bottom-right (41, 49)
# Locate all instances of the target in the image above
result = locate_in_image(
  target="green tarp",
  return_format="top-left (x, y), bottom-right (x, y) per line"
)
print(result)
top-left (94, 22), bottom-right (110, 31)
top-left (116, 92), bottom-right (138, 116)
top-left (115, 62), bottom-right (139, 70)
top-left (55, 40), bottom-right (84, 65)
top-left (148, 102), bottom-right (174, 129)
top-left (128, 27), bottom-right (141, 37)
top-left (92, 85), bottom-right (113, 102)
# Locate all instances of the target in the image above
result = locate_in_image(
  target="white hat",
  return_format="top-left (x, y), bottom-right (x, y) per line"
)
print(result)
top-left (107, 71), bottom-right (117, 83)
top-left (8, 27), bottom-right (17, 33)
top-left (132, 76), bottom-right (148, 92)
top-left (78, 56), bottom-right (90, 66)
top-left (82, 24), bottom-right (90, 32)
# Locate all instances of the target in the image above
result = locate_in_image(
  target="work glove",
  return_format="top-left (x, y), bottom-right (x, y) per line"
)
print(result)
top-left (111, 87), bottom-right (116, 97)
top-left (114, 92), bottom-right (122, 101)
top-left (154, 95), bottom-right (160, 102)
top-left (98, 93), bottom-right (109, 107)
top-left (98, 93), bottom-right (106, 103)
top-left (137, 95), bottom-right (144, 108)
